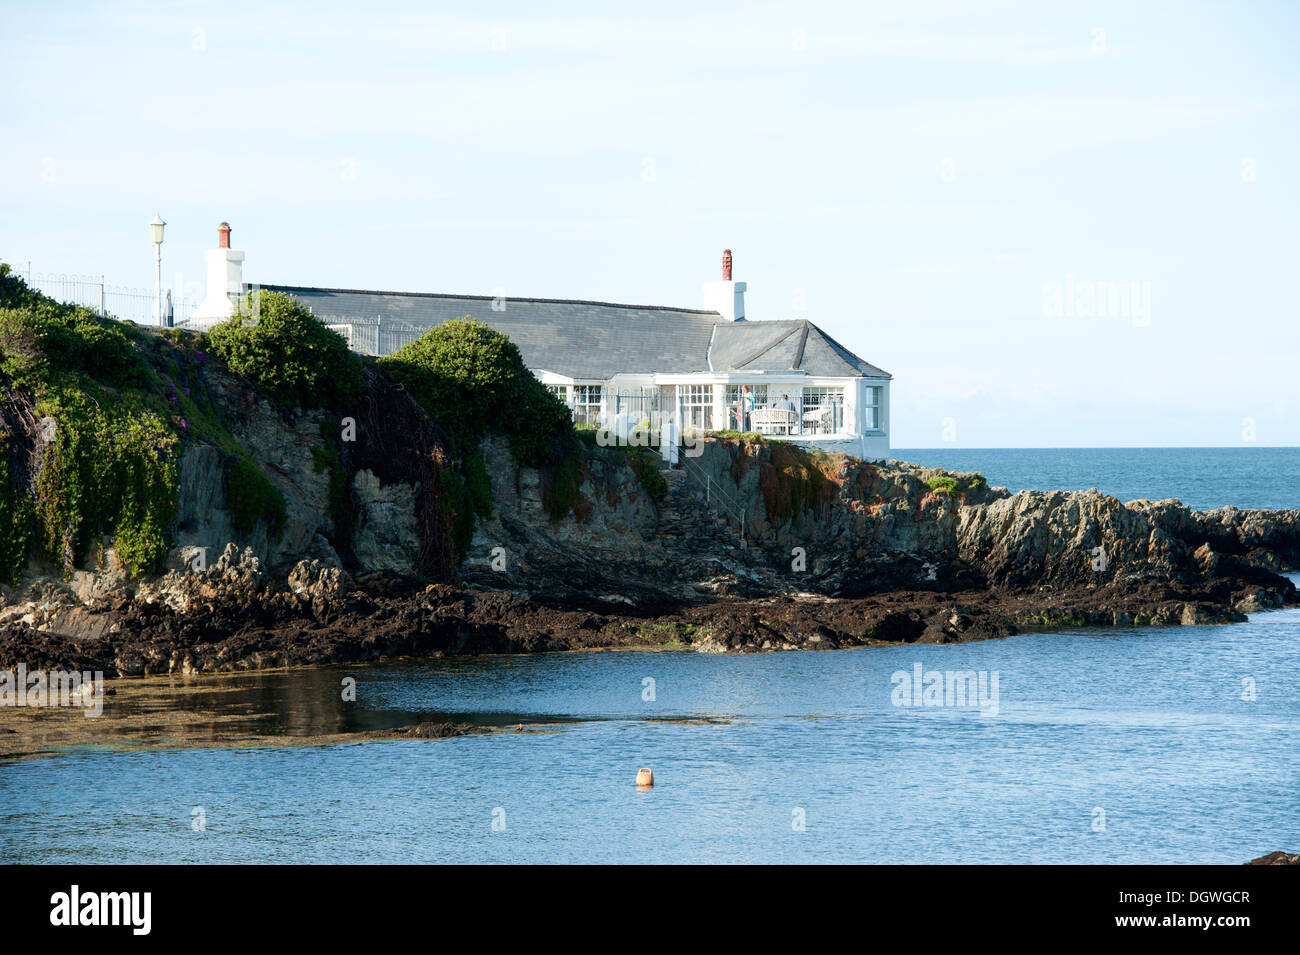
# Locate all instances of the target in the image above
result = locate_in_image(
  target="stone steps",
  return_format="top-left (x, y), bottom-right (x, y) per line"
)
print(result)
top-left (655, 467), bottom-right (751, 554)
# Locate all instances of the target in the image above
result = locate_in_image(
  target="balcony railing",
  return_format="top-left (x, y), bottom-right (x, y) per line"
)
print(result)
top-left (734, 396), bottom-right (846, 436)
top-left (584, 389), bottom-right (869, 438)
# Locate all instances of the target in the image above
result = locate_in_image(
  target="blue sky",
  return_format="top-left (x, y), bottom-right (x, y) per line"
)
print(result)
top-left (2, 0), bottom-right (1297, 447)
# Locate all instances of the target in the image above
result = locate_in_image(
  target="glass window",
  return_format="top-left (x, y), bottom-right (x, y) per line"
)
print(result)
top-left (725, 384), bottom-right (768, 406)
top-left (863, 386), bottom-right (882, 431)
top-left (801, 387), bottom-right (845, 434)
top-left (724, 384), bottom-right (766, 429)
top-left (679, 384), bottom-right (714, 432)
top-left (572, 384), bottom-right (602, 426)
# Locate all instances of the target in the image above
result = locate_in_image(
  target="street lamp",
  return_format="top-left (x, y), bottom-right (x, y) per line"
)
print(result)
top-left (149, 213), bottom-right (166, 326)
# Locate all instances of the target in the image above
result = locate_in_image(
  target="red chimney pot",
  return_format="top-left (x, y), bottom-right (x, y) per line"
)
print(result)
top-left (722, 248), bottom-right (733, 281)
top-left (218, 222), bottom-right (231, 249)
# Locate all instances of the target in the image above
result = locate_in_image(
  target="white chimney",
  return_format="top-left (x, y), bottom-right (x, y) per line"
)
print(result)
top-left (702, 248), bottom-right (746, 322)
top-left (190, 221), bottom-right (244, 327)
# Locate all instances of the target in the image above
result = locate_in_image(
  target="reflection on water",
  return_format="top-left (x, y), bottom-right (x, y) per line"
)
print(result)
top-left (2, 603), bottom-right (1299, 864)
top-left (108, 667), bottom-right (436, 738)
top-left (98, 665), bottom-right (605, 748)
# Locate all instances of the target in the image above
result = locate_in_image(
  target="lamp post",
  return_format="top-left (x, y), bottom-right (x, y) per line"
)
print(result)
top-left (149, 213), bottom-right (166, 326)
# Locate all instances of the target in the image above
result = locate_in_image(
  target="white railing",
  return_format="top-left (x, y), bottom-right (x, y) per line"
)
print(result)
top-left (21, 269), bottom-right (197, 326)
top-left (729, 394), bottom-right (846, 435)
top-left (604, 388), bottom-right (853, 438)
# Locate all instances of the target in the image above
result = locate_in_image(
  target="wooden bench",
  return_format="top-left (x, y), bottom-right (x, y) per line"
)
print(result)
top-left (750, 407), bottom-right (799, 435)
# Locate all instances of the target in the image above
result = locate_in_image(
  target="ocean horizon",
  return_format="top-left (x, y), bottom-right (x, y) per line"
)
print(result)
top-left (890, 447), bottom-right (1300, 512)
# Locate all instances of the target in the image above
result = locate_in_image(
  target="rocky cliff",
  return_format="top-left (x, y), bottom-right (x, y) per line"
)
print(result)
top-left (2, 330), bottom-right (1297, 673)
top-left (457, 435), bottom-right (1298, 615)
top-left (3, 407), bottom-right (1297, 675)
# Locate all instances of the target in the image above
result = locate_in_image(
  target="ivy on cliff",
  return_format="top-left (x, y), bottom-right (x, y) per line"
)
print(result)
top-left (0, 264), bottom-right (179, 577)
top-left (0, 432), bottom-right (32, 582)
top-left (37, 387), bottom-right (178, 575)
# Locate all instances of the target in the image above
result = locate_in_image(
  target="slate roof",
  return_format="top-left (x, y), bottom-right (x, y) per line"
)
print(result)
top-left (709, 320), bottom-right (890, 378)
top-left (255, 284), bottom-right (890, 381)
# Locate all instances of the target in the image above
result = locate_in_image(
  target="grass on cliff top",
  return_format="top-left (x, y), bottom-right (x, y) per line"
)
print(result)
top-left (712, 429), bottom-right (765, 442)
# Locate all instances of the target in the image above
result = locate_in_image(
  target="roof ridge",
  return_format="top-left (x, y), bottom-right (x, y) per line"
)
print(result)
top-left (253, 283), bottom-right (724, 316)
top-left (789, 321), bottom-right (811, 370)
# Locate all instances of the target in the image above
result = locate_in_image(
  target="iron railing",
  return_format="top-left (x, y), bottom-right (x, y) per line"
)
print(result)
top-left (678, 451), bottom-right (748, 545)
top-left (301, 313), bottom-right (426, 356)
top-left (22, 269), bottom-right (198, 326)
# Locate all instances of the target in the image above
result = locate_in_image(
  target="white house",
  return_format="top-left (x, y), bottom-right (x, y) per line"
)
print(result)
top-left (182, 227), bottom-right (892, 458)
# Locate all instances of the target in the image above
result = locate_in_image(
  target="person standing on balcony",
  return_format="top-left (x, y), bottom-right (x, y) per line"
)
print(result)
top-left (736, 385), bottom-right (754, 431)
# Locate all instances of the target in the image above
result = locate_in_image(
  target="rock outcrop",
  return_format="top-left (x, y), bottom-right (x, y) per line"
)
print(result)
top-left (1, 369), bottom-right (1297, 667)
top-left (1246, 851), bottom-right (1300, 865)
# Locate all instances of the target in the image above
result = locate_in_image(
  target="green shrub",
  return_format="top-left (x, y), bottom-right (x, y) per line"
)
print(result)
top-left (0, 267), bottom-right (182, 576)
top-left (207, 290), bottom-right (364, 410)
top-left (0, 265), bottom-right (150, 391)
top-left (925, 476), bottom-right (959, 494)
top-left (379, 318), bottom-right (579, 539)
top-left (377, 317), bottom-right (574, 467)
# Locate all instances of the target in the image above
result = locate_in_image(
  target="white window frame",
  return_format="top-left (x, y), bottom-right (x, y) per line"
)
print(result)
top-left (863, 385), bottom-right (882, 431)
top-left (572, 384), bottom-right (602, 426)
top-left (801, 386), bottom-right (846, 433)
top-left (679, 384), bottom-right (714, 432)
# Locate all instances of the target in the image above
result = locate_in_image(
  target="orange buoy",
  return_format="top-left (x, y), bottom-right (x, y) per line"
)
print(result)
top-left (636, 767), bottom-right (654, 787)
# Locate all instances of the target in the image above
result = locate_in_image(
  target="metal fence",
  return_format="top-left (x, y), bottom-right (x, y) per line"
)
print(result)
top-left (610, 390), bottom-right (670, 433)
top-left (22, 269), bottom-right (198, 326)
top-left (304, 313), bottom-right (430, 357)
